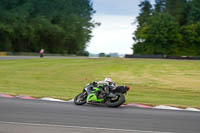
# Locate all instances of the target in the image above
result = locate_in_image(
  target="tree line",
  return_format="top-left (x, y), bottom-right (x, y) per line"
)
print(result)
top-left (0, 0), bottom-right (95, 55)
top-left (133, 0), bottom-right (200, 56)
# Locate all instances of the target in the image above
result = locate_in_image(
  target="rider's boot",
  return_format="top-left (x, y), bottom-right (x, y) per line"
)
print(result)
top-left (107, 93), bottom-right (116, 97)
top-left (97, 91), bottom-right (106, 100)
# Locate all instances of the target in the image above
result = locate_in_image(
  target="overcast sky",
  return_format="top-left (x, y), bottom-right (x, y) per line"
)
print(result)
top-left (87, 0), bottom-right (154, 54)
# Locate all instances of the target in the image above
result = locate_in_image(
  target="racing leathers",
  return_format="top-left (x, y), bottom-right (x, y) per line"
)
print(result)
top-left (92, 80), bottom-right (117, 99)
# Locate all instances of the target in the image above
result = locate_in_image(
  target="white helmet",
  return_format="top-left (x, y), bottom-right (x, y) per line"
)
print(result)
top-left (104, 78), bottom-right (112, 82)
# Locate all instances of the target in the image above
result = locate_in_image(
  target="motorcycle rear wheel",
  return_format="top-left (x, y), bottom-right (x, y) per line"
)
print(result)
top-left (74, 93), bottom-right (87, 105)
top-left (106, 93), bottom-right (125, 107)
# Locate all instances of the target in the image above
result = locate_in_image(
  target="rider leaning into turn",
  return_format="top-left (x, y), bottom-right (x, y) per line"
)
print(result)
top-left (92, 78), bottom-right (117, 99)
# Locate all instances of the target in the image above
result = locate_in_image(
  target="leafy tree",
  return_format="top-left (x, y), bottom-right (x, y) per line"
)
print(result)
top-left (165, 0), bottom-right (188, 25)
top-left (134, 13), bottom-right (182, 55)
top-left (133, 0), bottom-right (152, 49)
top-left (154, 0), bottom-right (166, 13)
top-left (0, 23), bottom-right (13, 51)
top-left (133, 0), bottom-right (200, 56)
top-left (136, 0), bottom-right (153, 27)
top-left (180, 22), bottom-right (200, 55)
top-left (0, 0), bottom-right (95, 55)
top-left (99, 53), bottom-right (106, 57)
top-left (187, 0), bottom-right (200, 24)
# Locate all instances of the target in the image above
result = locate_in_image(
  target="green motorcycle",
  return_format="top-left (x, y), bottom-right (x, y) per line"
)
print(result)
top-left (74, 83), bottom-right (130, 107)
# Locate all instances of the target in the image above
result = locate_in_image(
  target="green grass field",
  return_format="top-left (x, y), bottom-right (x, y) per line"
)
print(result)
top-left (0, 58), bottom-right (200, 108)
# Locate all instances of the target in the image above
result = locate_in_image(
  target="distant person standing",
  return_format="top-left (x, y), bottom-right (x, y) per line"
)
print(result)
top-left (40, 49), bottom-right (44, 58)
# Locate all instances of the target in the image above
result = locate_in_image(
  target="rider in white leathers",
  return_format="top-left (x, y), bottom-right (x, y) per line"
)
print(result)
top-left (92, 78), bottom-right (117, 98)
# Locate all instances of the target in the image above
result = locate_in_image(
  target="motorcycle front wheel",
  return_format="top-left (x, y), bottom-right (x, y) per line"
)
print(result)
top-left (106, 93), bottom-right (125, 107)
top-left (74, 92), bottom-right (87, 105)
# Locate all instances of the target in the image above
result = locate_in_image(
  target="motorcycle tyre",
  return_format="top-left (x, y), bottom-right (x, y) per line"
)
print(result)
top-left (106, 93), bottom-right (125, 108)
top-left (74, 93), bottom-right (87, 105)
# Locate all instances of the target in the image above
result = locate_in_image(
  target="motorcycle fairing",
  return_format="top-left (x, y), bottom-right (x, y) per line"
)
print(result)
top-left (84, 86), bottom-right (104, 103)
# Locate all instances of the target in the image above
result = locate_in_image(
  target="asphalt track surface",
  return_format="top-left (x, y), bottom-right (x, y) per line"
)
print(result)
top-left (0, 98), bottom-right (200, 133)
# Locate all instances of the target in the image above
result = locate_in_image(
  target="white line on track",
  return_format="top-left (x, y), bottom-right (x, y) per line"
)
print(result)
top-left (0, 121), bottom-right (173, 133)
